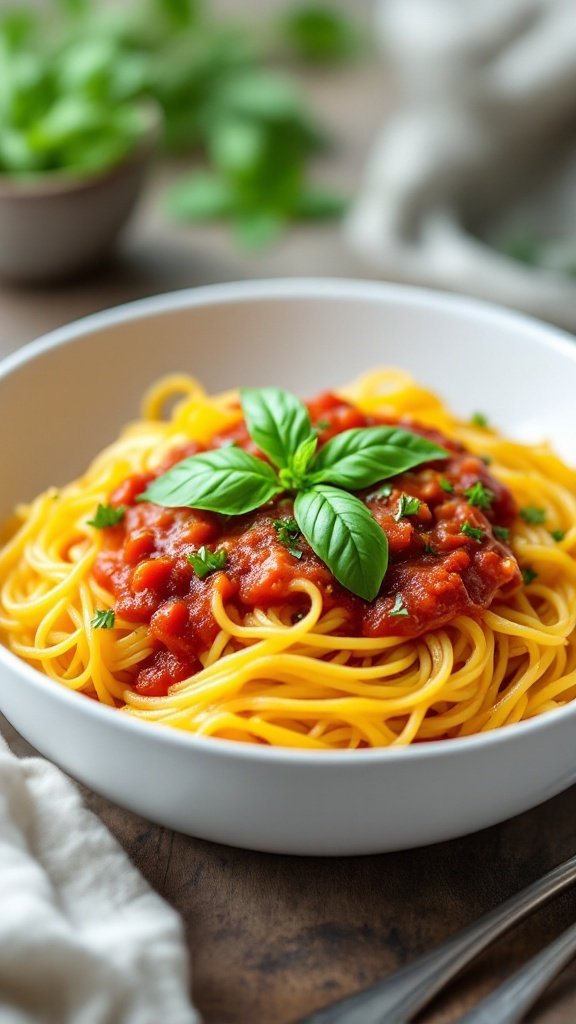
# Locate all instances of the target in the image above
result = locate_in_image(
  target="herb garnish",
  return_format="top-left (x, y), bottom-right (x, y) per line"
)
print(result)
top-left (522, 566), bottom-right (538, 586)
top-left (272, 517), bottom-right (303, 559)
top-left (493, 526), bottom-right (510, 542)
top-left (366, 483), bottom-right (393, 501)
top-left (141, 387), bottom-right (448, 601)
top-left (550, 529), bottom-right (566, 543)
top-left (464, 482), bottom-right (494, 510)
top-left (461, 521), bottom-right (484, 542)
top-left (439, 478), bottom-right (454, 493)
top-left (187, 546), bottom-right (228, 579)
top-left (520, 506), bottom-right (546, 525)
top-left (87, 503), bottom-right (126, 529)
top-left (470, 412), bottom-right (489, 428)
top-left (395, 494), bottom-right (421, 521)
top-left (390, 594), bottom-right (409, 617)
top-left (423, 542), bottom-right (438, 556)
top-left (91, 609), bottom-right (115, 629)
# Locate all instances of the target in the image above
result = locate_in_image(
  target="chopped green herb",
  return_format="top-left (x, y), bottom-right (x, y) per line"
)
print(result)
top-left (481, 455), bottom-right (492, 465)
top-left (272, 517), bottom-right (303, 559)
top-left (520, 506), bottom-right (546, 525)
top-left (366, 483), bottom-right (393, 501)
top-left (522, 566), bottom-right (538, 586)
top-left (91, 608), bottom-right (115, 629)
top-left (461, 521), bottom-right (484, 542)
top-left (439, 477), bottom-right (454, 493)
top-left (423, 543), bottom-right (438, 556)
top-left (187, 546), bottom-right (228, 579)
top-left (315, 419), bottom-right (330, 432)
top-left (493, 526), bottom-right (510, 542)
top-left (464, 481), bottom-right (494, 510)
top-left (470, 412), bottom-right (489, 429)
top-left (389, 593), bottom-right (409, 617)
top-left (550, 529), bottom-right (566, 542)
top-left (87, 503), bottom-right (125, 528)
top-left (395, 494), bottom-right (421, 521)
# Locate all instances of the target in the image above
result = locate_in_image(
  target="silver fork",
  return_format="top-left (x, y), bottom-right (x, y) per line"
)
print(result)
top-left (296, 852), bottom-right (576, 1024)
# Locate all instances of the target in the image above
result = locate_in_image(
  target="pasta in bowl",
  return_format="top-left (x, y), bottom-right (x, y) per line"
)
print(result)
top-left (0, 279), bottom-right (575, 853)
top-left (2, 369), bottom-right (575, 749)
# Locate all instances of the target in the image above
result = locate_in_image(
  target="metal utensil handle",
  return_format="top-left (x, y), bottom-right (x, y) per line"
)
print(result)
top-left (456, 919), bottom-right (576, 1024)
top-left (296, 853), bottom-right (576, 1024)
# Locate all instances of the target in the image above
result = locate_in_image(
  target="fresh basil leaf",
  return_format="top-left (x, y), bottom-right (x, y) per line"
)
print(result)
top-left (313, 426), bottom-right (448, 489)
top-left (166, 173), bottom-right (233, 222)
top-left (241, 387), bottom-right (313, 469)
top-left (140, 447), bottom-right (282, 514)
top-left (289, 435), bottom-right (318, 479)
top-left (280, 4), bottom-right (362, 64)
top-left (233, 211), bottom-right (284, 249)
top-left (209, 117), bottom-right (266, 175)
top-left (295, 186), bottom-right (347, 221)
top-left (294, 485), bottom-right (388, 601)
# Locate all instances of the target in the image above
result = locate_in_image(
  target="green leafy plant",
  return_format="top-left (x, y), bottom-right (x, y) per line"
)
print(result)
top-left (141, 387), bottom-right (448, 601)
top-left (0, 0), bottom-right (351, 243)
top-left (279, 3), bottom-right (362, 64)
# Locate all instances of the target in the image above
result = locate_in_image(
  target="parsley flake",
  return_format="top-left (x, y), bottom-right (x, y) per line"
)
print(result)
top-left (367, 483), bottom-right (393, 501)
top-left (423, 542), bottom-right (438, 556)
top-left (395, 494), bottom-right (421, 521)
top-left (91, 609), bottom-right (115, 629)
top-left (461, 521), bottom-right (484, 542)
top-left (550, 529), bottom-right (566, 542)
top-left (493, 526), bottom-right (510, 542)
top-left (272, 517), bottom-right (303, 559)
top-left (464, 481), bottom-right (494, 510)
top-left (439, 478), bottom-right (454, 494)
top-left (187, 546), bottom-right (228, 579)
top-left (522, 566), bottom-right (538, 586)
top-left (390, 593), bottom-right (409, 617)
top-left (87, 503), bottom-right (125, 529)
top-left (470, 412), bottom-right (489, 428)
top-left (520, 506), bottom-right (546, 525)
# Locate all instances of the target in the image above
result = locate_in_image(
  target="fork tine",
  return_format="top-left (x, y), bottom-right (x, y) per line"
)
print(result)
top-left (456, 920), bottom-right (576, 1024)
top-left (295, 854), bottom-right (576, 1024)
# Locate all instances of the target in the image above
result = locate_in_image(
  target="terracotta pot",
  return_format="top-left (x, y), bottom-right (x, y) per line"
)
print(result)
top-left (0, 102), bottom-right (161, 284)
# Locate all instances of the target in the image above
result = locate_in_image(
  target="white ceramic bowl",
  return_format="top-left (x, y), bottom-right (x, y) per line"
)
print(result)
top-left (1, 280), bottom-right (576, 856)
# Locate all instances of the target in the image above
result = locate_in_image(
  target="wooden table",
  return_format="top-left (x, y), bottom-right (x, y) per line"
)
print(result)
top-left (2, 12), bottom-right (576, 1021)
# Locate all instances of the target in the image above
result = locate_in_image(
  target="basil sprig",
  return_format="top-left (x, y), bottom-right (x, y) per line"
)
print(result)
top-left (140, 387), bottom-right (448, 600)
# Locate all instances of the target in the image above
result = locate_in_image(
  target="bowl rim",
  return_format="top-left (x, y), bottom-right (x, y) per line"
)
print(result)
top-left (1, 275), bottom-right (576, 766)
top-left (0, 99), bottom-right (162, 200)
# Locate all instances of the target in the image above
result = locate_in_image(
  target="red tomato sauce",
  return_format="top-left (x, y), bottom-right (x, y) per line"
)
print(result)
top-left (93, 394), bottom-right (522, 696)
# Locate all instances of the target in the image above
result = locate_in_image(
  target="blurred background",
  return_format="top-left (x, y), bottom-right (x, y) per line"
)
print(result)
top-left (1, 0), bottom-right (575, 356)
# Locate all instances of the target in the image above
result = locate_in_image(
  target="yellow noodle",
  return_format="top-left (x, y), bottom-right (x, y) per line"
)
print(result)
top-left (1, 369), bottom-right (576, 748)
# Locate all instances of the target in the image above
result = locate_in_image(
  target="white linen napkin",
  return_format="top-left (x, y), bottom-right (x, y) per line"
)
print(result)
top-left (347, 0), bottom-right (576, 331)
top-left (0, 732), bottom-right (199, 1024)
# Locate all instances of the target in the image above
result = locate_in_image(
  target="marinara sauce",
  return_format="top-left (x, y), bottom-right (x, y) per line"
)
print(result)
top-left (93, 394), bottom-right (522, 696)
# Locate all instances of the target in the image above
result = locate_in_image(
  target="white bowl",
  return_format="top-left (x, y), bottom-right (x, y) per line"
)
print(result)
top-left (1, 280), bottom-right (576, 856)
